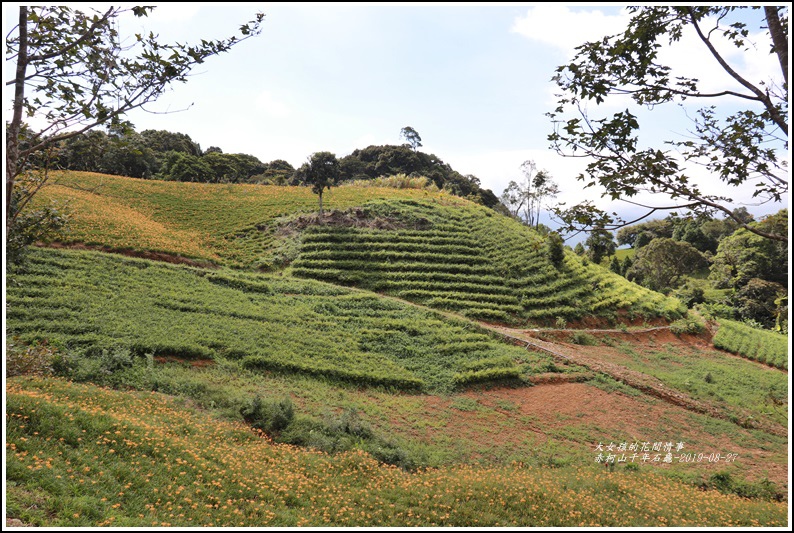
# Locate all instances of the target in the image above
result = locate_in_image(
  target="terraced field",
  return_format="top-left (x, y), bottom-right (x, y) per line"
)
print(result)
top-left (34, 172), bottom-right (685, 327)
top-left (35, 171), bottom-right (464, 268)
top-left (291, 199), bottom-right (685, 326)
top-left (6, 248), bottom-right (583, 393)
top-left (7, 172), bottom-right (789, 527)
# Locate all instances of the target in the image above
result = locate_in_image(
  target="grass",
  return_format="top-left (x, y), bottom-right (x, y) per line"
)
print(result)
top-left (291, 198), bottom-right (686, 326)
top-left (7, 248), bottom-right (556, 393)
top-left (712, 319), bottom-right (788, 370)
top-left (34, 171), bottom-right (464, 268)
top-left (9, 171), bottom-right (788, 526)
top-left (7, 376), bottom-right (787, 527)
top-left (613, 342), bottom-right (788, 427)
top-left (35, 172), bottom-right (685, 326)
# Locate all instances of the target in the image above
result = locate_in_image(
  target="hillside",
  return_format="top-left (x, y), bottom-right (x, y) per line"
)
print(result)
top-left (36, 171), bottom-right (684, 326)
top-left (7, 376), bottom-right (787, 527)
top-left (7, 171), bottom-right (789, 526)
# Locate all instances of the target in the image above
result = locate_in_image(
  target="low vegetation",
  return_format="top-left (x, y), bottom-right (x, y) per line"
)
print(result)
top-left (6, 248), bottom-right (562, 393)
top-left (292, 199), bottom-right (685, 326)
top-left (712, 319), bottom-right (788, 370)
top-left (7, 377), bottom-right (787, 527)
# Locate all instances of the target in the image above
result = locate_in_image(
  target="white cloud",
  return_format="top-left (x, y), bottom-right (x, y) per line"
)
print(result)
top-left (149, 4), bottom-right (202, 22)
top-left (511, 5), bottom-right (630, 57)
top-left (254, 91), bottom-right (290, 117)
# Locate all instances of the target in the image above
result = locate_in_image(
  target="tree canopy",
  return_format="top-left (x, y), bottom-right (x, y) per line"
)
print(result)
top-left (500, 160), bottom-right (559, 228)
top-left (547, 6), bottom-right (788, 243)
top-left (295, 152), bottom-right (340, 216)
top-left (6, 5), bottom-right (265, 226)
top-left (400, 126), bottom-right (423, 151)
top-left (626, 238), bottom-right (709, 293)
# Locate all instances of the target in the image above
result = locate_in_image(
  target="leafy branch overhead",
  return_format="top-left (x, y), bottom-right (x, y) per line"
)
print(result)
top-left (6, 5), bottom-right (265, 223)
top-left (547, 6), bottom-right (788, 242)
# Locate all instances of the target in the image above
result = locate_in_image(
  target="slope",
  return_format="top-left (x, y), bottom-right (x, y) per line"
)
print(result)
top-left (35, 171), bottom-right (685, 327)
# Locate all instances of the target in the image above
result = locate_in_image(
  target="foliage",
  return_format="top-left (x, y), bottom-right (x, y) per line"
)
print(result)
top-left (670, 283), bottom-right (706, 309)
top-left (584, 229), bottom-right (616, 265)
top-left (547, 6), bottom-right (788, 242)
top-left (626, 238), bottom-right (708, 293)
top-left (335, 144), bottom-right (499, 209)
top-left (712, 319), bottom-right (788, 370)
top-left (6, 248), bottom-right (547, 393)
top-left (399, 126), bottom-right (423, 151)
top-left (709, 210), bottom-right (788, 289)
top-left (292, 199), bottom-right (685, 326)
top-left (340, 174), bottom-right (438, 191)
top-left (732, 278), bottom-right (787, 329)
top-left (6, 5), bottom-right (265, 227)
top-left (669, 316), bottom-right (706, 335)
top-left (293, 152), bottom-right (341, 216)
top-left (6, 168), bottom-right (70, 270)
top-left (545, 232), bottom-right (565, 269)
top-left (5, 338), bottom-right (57, 377)
top-left (240, 395), bottom-right (295, 433)
top-left (500, 160), bottom-right (559, 228)
top-left (29, 171), bottom-right (461, 268)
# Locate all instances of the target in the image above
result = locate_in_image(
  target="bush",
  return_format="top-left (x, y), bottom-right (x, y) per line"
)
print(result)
top-left (326, 408), bottom-right (372, 439)
top-left (6, 172), bottom-right (70, 271)
top-left (569, 332), bottom-right (599, 346)
top-left (670, 316), bottom-right (706, 335)
top-left (240, 395), bottom-right (295, 433)
top-left (6, 337), bottom-right (56, 377)
top-left (545, 233), bottom-right (565, 269)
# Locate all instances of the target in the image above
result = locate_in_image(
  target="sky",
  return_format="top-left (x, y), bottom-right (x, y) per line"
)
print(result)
top-left (3, 3), bottom-right (790, 234)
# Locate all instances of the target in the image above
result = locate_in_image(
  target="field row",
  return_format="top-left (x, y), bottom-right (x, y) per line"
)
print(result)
top-left (7, 249), bottom-right (562, 392)
top-left (713, 319), bottom-right (788, 370)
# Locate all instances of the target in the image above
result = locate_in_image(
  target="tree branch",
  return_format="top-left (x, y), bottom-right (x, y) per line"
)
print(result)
top-left (25, 7), bottom-right (116, 63)
top-left (687, 7), bottom-right (788, 132)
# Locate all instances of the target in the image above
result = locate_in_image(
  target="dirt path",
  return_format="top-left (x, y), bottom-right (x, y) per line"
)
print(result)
top-left (482, 324), bottom-right (787, 437)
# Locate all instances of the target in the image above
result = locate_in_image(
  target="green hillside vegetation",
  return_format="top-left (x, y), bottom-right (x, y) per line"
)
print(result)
top-left (35, 172), bottom-right (684, 327)
top-left (8, 377), bottom-right (786, 527)
top-left (7, 248), bottom-right (572, 393)
top-left (9, 172), bottom-right (788, 527)
top-left (35, 171), bottom-right (465, 268)
top-left (292, 199), bottom-right (685, 325)
top-left (713, 319), bottom-right (789, 370)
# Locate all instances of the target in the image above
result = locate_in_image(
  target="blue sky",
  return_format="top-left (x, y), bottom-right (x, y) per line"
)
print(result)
top-left (4, 3), bottom-right (789, 231)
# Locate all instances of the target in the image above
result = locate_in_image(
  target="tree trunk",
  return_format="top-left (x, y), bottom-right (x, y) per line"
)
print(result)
top-left (318, 191), bottom-right (324, 218)
top-left (765, 6), bottom-right (788, 88)
top-left (7, 6), bottom-right (28, 227)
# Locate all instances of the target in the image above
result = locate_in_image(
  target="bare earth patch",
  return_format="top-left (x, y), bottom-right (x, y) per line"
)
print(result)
top-left (387, 381), bottom-right (787, 489)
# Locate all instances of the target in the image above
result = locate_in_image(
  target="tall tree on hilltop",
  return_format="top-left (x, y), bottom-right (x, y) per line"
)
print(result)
top-left (296, 152), bottom-right (340, 217)
top-left (547, 6), bottom-right (788, 242)
top-left (501, 160), bottom-right (559, 228)
top-left (400, 126), bottom-right (423, 152)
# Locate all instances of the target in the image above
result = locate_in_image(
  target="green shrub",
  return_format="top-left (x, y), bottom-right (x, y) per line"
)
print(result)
top-left (670, 316), bottom-right (706, 335)
top-left (569, 332), bottom-right (599, 346)
top-left (240, 395), bottom-right (295, 433)
top-left (5, 337), bottom-right (56, 377)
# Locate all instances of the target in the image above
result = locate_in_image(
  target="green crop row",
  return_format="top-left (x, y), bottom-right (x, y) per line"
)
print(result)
top-left (713, 319), bottom-right (788, 370)
top-left (7, 248), bottom-right (556, 392)
top-left (299, 250), bottom-right (486, 266)
top-left (396, 289), bottom-right (520, 306)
